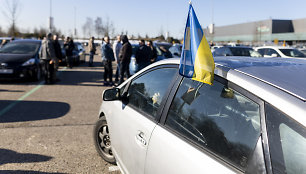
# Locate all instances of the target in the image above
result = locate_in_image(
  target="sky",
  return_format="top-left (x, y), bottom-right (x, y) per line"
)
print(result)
top-left (0, 0), bottom-right (306, 39)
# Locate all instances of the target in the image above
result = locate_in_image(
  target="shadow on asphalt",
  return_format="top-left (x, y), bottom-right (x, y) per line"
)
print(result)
top-left (0, 100), bottom-right (70, 123)
top-left (0, 148), bottom-right (52, 166)
top-left (0, 89), bottom-right (25, 92)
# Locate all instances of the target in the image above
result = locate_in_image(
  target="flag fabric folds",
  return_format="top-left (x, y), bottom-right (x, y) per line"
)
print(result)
top-left (179, 4), bottom-right (215, 85)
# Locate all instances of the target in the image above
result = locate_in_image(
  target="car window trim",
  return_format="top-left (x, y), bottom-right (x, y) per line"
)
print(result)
top-left (124, 64), bottom-right (179, 123)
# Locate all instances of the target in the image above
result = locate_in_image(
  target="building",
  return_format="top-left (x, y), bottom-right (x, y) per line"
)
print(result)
top-left (204, 18), bottom-right (306, 45)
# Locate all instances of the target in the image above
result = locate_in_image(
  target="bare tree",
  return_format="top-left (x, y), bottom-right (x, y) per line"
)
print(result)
top-left (2, 0), bottom-right (21, 37)
top-left (82, 17), bottom-right (94, 38)
top-left (103, 17), bottom-right (115, 37)
top-left (95, 17), bottom-right (103, 39)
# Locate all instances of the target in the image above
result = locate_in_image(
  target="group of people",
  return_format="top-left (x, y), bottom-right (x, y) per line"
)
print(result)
top-left (89, 35), bottom-right (157, 86)
top-left (39, 33), bottom-right (75, 84)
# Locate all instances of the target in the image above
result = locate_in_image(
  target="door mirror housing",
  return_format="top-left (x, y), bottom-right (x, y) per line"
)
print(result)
top-left (271, 53), bottom-right (278, 57)
top-left (103, 88), bottom-right (120, 101)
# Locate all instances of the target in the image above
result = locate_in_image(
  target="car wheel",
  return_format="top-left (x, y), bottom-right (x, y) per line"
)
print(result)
top-left (32, 65), bottom-right (41, 81)
top-left (93, 116), bottom-right (116, 164)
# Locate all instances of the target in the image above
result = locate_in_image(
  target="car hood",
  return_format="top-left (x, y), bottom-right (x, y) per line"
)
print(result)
top-left (0, 53), bottom-right (35, 64)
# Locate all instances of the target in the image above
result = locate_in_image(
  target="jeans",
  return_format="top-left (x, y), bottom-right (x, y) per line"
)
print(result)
top-left (103, 60), bottom-right (113, 83)
top-left (89, 52), bottom-right (94, 66)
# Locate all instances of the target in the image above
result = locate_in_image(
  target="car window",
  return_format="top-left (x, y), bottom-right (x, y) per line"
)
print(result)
top-left (165, 78), bottom-right (261, 170)
top-left (279, 49), bottom-right (305, 58)
top-left (128, 67), bottom-right (177, 119)
top-left (267, 49), bottom-right (280, 57)
top-left (265, 103), bottom-right (306, 174)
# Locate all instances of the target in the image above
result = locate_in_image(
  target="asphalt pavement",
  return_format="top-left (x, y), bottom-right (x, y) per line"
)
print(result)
top-left (0, 55), bottom-right (121, 174)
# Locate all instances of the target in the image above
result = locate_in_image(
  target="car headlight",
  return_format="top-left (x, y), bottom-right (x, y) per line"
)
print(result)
top-left (22, 58), bottom-right (36, 66)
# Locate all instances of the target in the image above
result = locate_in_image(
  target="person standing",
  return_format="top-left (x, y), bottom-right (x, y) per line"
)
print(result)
top-left (39, 33), bottom-right (57, 84)
top-left (119, 35), bottom-right (132, 84)
top-left (135, 39), bottom-right (151, 72)
top-left (52, 34), bottom-right (62, 71)
top-left (147, 40), bottom-right (157, 63)
top-left (113, 35), bottom-right (122, 82)
top-left (101, 36), bottom-right (115, 86)
top-left (88, 36), bottom-right (96, 67)
top-left (64, 37), bottom-right (75, 68)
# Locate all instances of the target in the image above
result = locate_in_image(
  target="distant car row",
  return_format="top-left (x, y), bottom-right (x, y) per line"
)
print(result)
top-left (212, 45), bottom-right (306, 59)
top-left (0, 39), bottom-right (86, 81)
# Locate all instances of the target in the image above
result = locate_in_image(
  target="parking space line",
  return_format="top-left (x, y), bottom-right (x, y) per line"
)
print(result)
top-left (0, 81), bottom-right (44, 117)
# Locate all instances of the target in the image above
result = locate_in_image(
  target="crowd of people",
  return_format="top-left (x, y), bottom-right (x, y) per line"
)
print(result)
top-left (39, 33), bottom-right (75, 84)
top-left (95, 35), bottom-right (158, 86)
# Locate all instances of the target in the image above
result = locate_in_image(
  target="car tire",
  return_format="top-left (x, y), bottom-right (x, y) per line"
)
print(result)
top-left (93, 116), bottom-right (116, 164)
top-left (32, 65), bottom-right (42, 81)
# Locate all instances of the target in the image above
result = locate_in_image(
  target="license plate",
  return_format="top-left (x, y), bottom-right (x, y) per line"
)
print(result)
top-left (0, 69), bottom-right (13, 74)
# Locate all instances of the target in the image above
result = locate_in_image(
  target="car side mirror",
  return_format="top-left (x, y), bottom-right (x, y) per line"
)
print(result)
top-left (103, 88), bottom-right (120, 101)
top-left (271, 53), bottom-right (278, 57)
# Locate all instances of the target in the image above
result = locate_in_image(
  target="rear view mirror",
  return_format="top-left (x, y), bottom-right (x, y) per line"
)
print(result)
top-left (103, 88), bottom-right (120, 101)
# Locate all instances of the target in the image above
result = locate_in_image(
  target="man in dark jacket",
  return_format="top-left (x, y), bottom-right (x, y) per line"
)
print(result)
top-left (39, 33), bottom-right (57, 84)
top-left (135, 40), bottom-right (151, 72)
top-left (119, 35), bottom-right (132, 84)
top-left (52, 34), bottom-right (62, 70)
top-left (101, 36), bottom-right (115, 86)
top-left (64, 37), bottom-right (75, 68)
top-left (147, 40), bottom-right (157, 63)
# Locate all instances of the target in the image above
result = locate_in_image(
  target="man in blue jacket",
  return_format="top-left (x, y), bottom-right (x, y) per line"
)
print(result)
top-left (101, 36), bottom-right (115, 86)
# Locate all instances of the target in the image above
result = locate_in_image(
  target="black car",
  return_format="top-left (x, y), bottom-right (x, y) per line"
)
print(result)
top-left (0, 39), bottom-right (44, 81)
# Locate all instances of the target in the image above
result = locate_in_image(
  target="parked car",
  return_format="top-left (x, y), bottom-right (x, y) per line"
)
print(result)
top-left (94, 56), bottom-right (306, 174)
top-left (169, 44), bottom-right (182, 57)
top-left (74, 42), bottom-right (86, 63)
top-left (129, 43), bottom-right (173, 75)
top-left (256, 46), bottom-right (306, 58)
top-left (213, 46), bottom-right (262, 57)
top-left (0, 39), bottom-right (44, 81)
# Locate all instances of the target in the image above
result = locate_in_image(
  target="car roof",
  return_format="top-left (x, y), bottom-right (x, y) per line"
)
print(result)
top-left (11, 39), bottom-right (41, 43)
top-left (157, 57), bottom-right (306, 102)
top-left (256, 46), bottom-right (296, 50)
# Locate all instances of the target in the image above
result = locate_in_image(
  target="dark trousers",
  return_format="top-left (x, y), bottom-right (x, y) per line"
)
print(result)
top-left (44, 60), bottom-right (56, 83)
top-left (115, 61), bottom-right (120, 81)
top-left (119, 62), bottom-right (130, 84)
top-left (89, 52), bottom-right (94, 66)
top-left (66, 56), bottom-right (73, 68)
top-left (103, 60), bottom-right (113, 82)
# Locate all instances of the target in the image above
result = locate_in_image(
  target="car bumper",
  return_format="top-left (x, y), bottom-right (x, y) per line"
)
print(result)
top-left (0, 64), bottom-right (37, 80)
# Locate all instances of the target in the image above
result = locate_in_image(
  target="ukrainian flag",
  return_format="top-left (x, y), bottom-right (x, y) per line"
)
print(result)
top-left (179, 4), bottom-right (215, 85)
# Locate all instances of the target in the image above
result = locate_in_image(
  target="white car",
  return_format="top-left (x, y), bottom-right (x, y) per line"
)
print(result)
top-left (256, 46), bottom-right (306, 58)
top-left (94, 57), bottom-right (306, 174)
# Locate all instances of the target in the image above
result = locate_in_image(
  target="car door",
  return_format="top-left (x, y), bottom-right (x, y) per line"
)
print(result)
top-left (106, 65), bottom-right (178, 174)
top-left (145, 76), bottom-right (265, 173)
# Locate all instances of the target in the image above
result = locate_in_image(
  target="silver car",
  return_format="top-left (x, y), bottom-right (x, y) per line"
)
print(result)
top-left (94, 56), bottom-right (306, 174)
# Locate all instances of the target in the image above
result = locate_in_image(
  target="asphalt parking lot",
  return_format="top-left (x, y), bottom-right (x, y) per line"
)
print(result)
top-left (0, 55), bottom-right (120, 174)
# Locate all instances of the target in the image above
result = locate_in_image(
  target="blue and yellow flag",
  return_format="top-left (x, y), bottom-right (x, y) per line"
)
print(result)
top-left (179, 4), bottom-right (215, 85)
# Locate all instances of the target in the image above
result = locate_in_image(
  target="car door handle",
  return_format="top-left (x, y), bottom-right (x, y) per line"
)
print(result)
top-left (136, 132), bottom-right (147, 146)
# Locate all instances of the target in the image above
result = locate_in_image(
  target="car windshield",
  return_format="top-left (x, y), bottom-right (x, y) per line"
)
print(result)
top-left (0, 42), bottom-right (40, 54)
top-left (228, 47), bottom-right (262, 57)
top-left (279, 49), bottom-right (305, 58)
